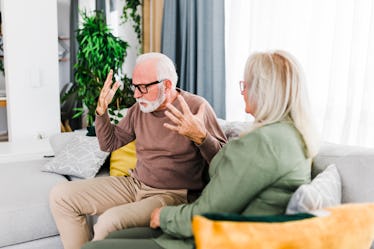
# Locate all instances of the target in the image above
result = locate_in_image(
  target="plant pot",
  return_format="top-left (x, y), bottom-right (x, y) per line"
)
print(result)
top-left (86, 125), bottom-right (96, 137)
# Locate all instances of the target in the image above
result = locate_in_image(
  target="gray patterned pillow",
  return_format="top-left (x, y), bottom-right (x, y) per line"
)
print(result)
top-left (43, 134), bottom-right (109, 179)
top-left (217, 118), bottom-right (252, 140)
top-left (286, 164), bottom-right (341, 214)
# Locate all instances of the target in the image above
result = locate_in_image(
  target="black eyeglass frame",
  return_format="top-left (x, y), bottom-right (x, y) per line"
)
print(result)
top-left (131, 79), bottom-right (166, 94)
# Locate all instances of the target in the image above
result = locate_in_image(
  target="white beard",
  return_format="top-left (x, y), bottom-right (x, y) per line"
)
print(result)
top-left (137, 85), bottom-right (166, 113)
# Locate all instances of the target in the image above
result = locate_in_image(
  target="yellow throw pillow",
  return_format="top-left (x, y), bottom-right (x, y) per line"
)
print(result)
top-left (192, 203), bottom-right (374, 249)
top-left (110, 140), bottom-right (137, 176)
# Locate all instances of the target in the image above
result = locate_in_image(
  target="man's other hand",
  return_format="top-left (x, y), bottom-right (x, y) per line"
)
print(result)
top-left (164, 95), bottom-right (207, 145)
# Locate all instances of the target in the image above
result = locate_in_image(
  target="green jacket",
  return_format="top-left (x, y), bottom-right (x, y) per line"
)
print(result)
top-left (155, 121), bottom-right (311, 249)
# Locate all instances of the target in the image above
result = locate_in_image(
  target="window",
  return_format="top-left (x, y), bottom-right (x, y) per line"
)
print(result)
top-left (225, 0), bottom-right (374, 147)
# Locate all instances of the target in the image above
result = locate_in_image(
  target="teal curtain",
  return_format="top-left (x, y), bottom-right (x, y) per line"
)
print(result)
top-left (161, 0), bottom-right (226, 119)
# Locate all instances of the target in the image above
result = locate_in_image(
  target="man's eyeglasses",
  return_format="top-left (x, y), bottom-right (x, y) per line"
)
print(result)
top-left (239, 80), bottom-right (247, 92)
top-left (131, 79), bottom-right (166, 94)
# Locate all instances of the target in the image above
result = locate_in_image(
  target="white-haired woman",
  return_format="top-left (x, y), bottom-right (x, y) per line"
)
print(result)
top-left (82, 50), bottom-right (320, 249)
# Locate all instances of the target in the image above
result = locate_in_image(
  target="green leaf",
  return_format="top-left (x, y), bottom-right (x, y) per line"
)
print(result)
top-left (108, 109), bottom-right (115, 115)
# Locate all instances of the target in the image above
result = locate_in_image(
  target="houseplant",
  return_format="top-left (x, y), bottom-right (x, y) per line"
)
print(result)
top-left (72, 10), bottom-right (135, 134)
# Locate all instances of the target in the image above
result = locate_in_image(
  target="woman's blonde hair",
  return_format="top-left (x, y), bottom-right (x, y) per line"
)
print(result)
top-left (244, 50), bottom-right (319, 158)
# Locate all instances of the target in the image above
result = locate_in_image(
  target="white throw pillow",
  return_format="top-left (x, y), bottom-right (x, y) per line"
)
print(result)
top-left (286, 164), bottom-right (342, 214)
top-left (43, 133), bottom-right (109, 179)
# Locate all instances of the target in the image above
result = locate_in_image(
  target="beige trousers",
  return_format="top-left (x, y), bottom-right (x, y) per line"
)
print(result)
top-left (49, 176), bottom-right (187, 249)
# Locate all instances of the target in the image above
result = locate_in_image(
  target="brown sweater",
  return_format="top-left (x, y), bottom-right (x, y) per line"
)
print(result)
top-left (95, 89), bottom-right (227, 190)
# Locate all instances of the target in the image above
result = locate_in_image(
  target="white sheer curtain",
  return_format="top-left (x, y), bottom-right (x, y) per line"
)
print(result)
top-left (225, 0), bottom-right (374, 148)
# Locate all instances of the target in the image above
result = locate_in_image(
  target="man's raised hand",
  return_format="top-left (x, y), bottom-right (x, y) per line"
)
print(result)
top-left (96, 69), bottom-right (120, 116)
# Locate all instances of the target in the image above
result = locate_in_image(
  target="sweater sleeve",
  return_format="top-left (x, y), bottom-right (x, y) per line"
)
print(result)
top-left (159, 132), bottom-right (279, 238)
top-left (196, 101), bottom-right (227, 163)
top-left (95, 107), bottom-right (136, 152)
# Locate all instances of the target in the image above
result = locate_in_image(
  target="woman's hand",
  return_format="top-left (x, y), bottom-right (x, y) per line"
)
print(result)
top-left (96, 69), bottom-right (120, 116)
top-left (164, 95), bottom-right (207, 145)
top-left (150, 207), bottom-right (162, 229)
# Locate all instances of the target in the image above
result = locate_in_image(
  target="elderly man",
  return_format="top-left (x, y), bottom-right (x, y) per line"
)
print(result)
top-left (49, 52), bottom-right (227, 249)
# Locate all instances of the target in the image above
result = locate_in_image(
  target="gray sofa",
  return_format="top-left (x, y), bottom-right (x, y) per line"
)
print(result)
top-left (0, 155), bottom-right (108, 249)
top-left (1, 121), bottom-right (374, 249)
top-left (0, 159), bottom-right (65, 249)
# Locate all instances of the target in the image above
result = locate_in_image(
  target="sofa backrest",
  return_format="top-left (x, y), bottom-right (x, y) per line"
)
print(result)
top-left (313, 142), bottom-right (374, 203)
top-left (312, 142), bottom-right (374, 176)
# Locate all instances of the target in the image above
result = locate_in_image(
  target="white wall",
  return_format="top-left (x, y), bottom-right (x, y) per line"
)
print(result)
top-left (2, 0), bottom-right (60, 142)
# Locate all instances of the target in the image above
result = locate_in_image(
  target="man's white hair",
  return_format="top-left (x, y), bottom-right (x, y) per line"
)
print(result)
top-left (135, 52), bottom-right (178, 88)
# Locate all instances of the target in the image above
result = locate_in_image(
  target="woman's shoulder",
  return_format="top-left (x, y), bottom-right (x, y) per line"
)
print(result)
top-left (239, 121), bottom-right (305, 155)
top-left (250, 121), bottom-right (300, 140)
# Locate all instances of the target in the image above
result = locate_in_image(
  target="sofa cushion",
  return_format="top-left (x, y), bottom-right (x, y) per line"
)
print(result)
top-left (2, 235), bottom-right (63, 249)
top-left (110, 140), bottom-right (137, 176)
top-left (335, 155), bottom-right (374, 203)
top-left (0, 159), bottom-right (67, 247)
top-left (193, 203), bottom-right (374, 249)
top-left (286, 164), bottom-right (341, 214)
